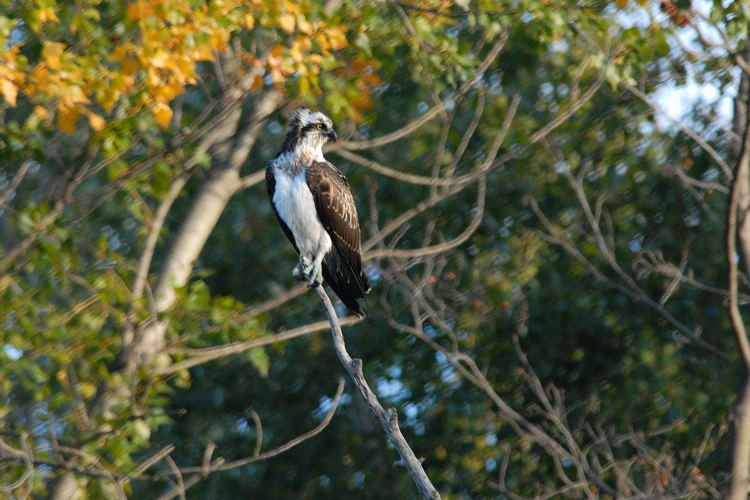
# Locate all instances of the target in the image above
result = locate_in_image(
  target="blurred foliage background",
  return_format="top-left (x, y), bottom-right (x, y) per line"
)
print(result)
top-left (1, 0), bottom-right (749, 498)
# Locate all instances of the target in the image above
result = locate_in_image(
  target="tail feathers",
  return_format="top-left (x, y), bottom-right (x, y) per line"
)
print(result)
top-left (322, 249), bottom-right (370, 318)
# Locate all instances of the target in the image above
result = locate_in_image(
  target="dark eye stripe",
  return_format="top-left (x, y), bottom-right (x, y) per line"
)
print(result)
top-left (301, 123), bottom-right (326, 132)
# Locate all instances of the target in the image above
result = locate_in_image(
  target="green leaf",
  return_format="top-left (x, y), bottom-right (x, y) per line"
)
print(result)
top-left (247, 347), bottom-right (270, 377)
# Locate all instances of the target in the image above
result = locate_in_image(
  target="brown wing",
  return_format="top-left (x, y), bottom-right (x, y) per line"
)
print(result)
top-left (307, 161), bottom-right (370, 315)
top-left (265, 163), bottom-right (299, 254)
top-left (307, 162), bottom-right (362, 267)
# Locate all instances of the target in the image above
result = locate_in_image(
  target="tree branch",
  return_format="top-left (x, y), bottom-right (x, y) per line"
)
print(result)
top-left (132, 171), bottom-right (191, 302)
top-left (624, 83), bottom-right (732, 180)
top-left (156, 378), bottom-right (346, 500)
top-left (158, 316), bottom-right (362, 374)
top-left (328, 34), bottom-right (507, 152)
top-left (0, 160), bottom-right (32, 207)
top-left (367, 176), bottom-right (485, 259)
top-left (313, 285), bottom-right (441, 500)
top-left (728, 28), bottom-right (750, 500)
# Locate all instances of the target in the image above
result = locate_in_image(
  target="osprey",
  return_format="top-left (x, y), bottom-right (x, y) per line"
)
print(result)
top-left (266, 108), bottom-right (371, 317)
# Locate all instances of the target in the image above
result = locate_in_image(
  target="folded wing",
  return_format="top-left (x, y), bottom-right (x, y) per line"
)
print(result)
top-left (306, 161), bottom-right (371, 316)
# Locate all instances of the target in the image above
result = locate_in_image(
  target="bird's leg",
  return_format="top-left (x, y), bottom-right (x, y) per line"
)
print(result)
top-left (292, 256), bottom-right (313, 282)
top-left (307, 252), bottom-right (325, 288)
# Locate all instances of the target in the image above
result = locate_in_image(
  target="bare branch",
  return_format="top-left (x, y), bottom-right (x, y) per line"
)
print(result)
top-left (132, 172), bottom-right (191, 302)
top-left (625, 83), bottom-right (732, 180)
top-left (313, 285), bottom-right (441, 500)
top-left (363, 96), bottom-right (520, 254)
top-left (0, 160), bottom-right (32, 207)
top-left (635, 250), bottom-right (750, 303)
top-left (329, 35), bottom-right (507, 152)
top-left (239, 284), bottom-right (308, 318)
top-left (158, 316), bottom-right (362, 374)
top-left (194, 377), bottom-right (343, 472)
top-left (335, 149), bottom-right (465, 187)
top-left (237, 168), bottom-right (267, 189)
top-left (129, 445), bottom-right (176, 478)
top-left (667, 162), bottom-right (729, 194)
top-left (154, 379), bottom-right (345, 500)
top-left (250, 410), bottom-right (263, 457)
top-left (0, 433), bottom-right (34, 498)
top-left (368, 177), bottom-right (485, 259)
top-left (728, 32), bottom-right (750, 500)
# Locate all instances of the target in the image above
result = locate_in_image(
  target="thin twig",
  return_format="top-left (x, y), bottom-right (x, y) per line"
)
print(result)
top-left (0, 160), bottom-right (32, 207)
top-left (132, 172), bottom-right (192, 301)
top-left (250, 410), bottom-right (263, 456)
top-left (368, 176), bottom-right (485, 259)
top-left (156, 380), bottom-right (345, 500)
top-left (178, 378), bottom-right (345, 474)
top-left (329, 35), bottom-right (507, 152)
top-left (625, 83), bottom-right (732, 180)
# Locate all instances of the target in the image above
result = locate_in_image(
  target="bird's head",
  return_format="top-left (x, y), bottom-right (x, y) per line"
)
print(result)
top-left (279, 108), bottom-right (337, 158)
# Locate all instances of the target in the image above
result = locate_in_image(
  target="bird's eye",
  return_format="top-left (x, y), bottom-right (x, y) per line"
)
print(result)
top-left (315, 123), bottom-right (324, 130)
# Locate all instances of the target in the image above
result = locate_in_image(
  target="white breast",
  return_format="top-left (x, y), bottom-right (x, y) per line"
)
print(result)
top-left (272, 167), bottom-right (332, 258)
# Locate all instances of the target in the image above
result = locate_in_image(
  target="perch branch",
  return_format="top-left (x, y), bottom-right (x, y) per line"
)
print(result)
top-left (313, 285), bottom-right (440, 500)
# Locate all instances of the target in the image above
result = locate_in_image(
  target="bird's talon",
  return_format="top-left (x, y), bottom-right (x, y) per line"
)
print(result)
top-left (292, 267), bottom-right (306, 281)
top-left (306, 275), bottom-right (321, 287)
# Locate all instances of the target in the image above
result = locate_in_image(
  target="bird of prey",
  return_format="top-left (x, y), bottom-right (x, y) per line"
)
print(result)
top-left (266, 108), bottom-right (371, 317)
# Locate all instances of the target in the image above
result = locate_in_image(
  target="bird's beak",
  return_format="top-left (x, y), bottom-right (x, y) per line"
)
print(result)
top-left (326, 129), bottom-right (337, 143)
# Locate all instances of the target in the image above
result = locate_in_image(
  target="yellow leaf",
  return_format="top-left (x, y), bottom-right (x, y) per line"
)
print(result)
top-left (191, 46), bottom-right (215, 61)
top-left (211, 30), bottom-right (229, 51)
top-left (77, 381), bottom-right (97, 399)
top-left (616, 0), bottom-right (628, 7)
top-left (151, 101), bottom-right (173, 127)
top-left (298, 18), bottom-right (313, 35)
top-left (297, 36), bottom-right (312, 52)
top-left (42, 41), bottom-right (66, 70)
top-left (156, 83), bottom-right (185, 100)
top-left (30, 65), bottom-right (49, 88)
top-left (127, 1), bottom-right (153, 21)
top-left (278, 13), bottom-right (295, 33)
top-left (326, 27), bottom-right (348, 50)
top-left (289, 42), bottom-right (304, 63)
top-left (38, 7), bottom-right (59, 23)
top-left (33, 106), bottom-right (48, 118)
top-left (121, 57), bottom-right (139, 75)
top-left (0, 79), bottom-right (18, 107)
top-left (98, 89), bottom-right (117, 113)
top-left (58, 106), bottom-right (80, 134)
top-left (147, 68), bottom-right (161, 87)
top-left (270, 44), bottom-right (284, 58)
top-left (316, 33), bottom-right (330, 52)
top-left (149, 49), bottom-right (169, 69)
top-left (112, 44), bottom-right (132, 61)
top-left (243, 13), bottom-right (255, 30)
top-left (87, 112), bottom-right (105, 131)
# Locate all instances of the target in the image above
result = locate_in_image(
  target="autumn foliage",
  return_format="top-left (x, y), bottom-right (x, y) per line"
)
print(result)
top-left (0, 0), bottom-right (362, 134)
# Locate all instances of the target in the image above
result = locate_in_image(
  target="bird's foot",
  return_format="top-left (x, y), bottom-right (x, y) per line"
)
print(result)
top-left (292, 257), bottom-right (312, 282)
top-left (292, 266), bottom-right (305, 281)
top-left (306, 268), bottom-right (323, 288)
top-left (293, 257), bottom-right (322, 287)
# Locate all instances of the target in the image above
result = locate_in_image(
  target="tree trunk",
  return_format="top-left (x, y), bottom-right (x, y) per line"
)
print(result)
top-left (120, 90), bottom-right (282, 370)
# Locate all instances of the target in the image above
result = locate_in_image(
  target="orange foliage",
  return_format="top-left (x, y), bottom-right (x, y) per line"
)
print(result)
top-left (0, 0), bottom-right (378, 132)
